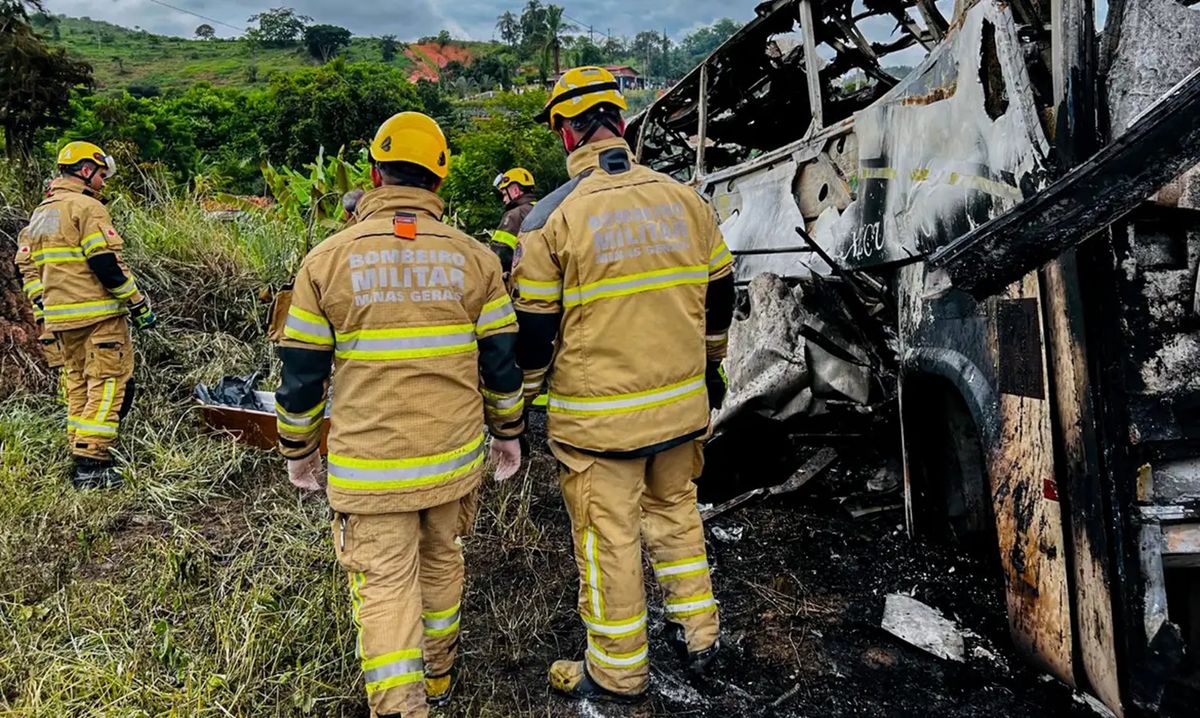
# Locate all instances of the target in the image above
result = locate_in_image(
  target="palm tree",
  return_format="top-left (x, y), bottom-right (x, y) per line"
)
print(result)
top-left (495, 11), bottom-right (519, 46)
top-left (541, 4), bottom-right (574, 78)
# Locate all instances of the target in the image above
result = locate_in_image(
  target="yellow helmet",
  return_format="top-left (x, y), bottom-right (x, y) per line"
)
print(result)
top-left (494, 168), bottom-right (535, 191)
top-left (369, 112), bottom-right (450, 179)
top-left (536, 66), bottom-right (628, 128)
top-left (57, 141), bottom-right (117, 178)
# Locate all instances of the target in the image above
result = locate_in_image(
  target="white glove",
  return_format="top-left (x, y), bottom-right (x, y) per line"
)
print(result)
top-left (287, 452), bottom-right (326, 492)
top-left (489, 437), bottom-right (522, 482)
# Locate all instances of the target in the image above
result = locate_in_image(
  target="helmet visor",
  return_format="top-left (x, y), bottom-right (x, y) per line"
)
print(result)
top-left (493, 173), bottom-right (507, 190)
top-left (101, 154), bottom-right (117, 179)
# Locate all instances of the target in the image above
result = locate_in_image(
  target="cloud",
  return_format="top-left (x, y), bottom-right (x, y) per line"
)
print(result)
top-left (42, 0), bottom-right (757, 41)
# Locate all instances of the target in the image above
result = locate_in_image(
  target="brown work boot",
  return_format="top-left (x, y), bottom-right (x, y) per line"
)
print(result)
top-left (548, 660), bottom-right (644, 704)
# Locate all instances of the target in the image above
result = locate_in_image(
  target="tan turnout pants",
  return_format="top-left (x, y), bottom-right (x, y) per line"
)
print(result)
top-left (553, 439), bottom-right (720, 695)
top-left (333, 497), bottom-right (468, 718)
top-left (55, 316), bottom-right (135, 460)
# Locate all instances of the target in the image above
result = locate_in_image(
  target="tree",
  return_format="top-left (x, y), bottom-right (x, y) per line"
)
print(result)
top-left (518, 0), bottom-right (545, 50)
top-left (111, 54), bottom-right (126, 74)
top-left (194, 23), bottom-right (215, 40)
top-left (540, 4), bottom-right (571, 78)
top-left (262, 61), bottom-right (424, 167)
top-left (379, 34), bottom-right (397, 62)
top-left (246, 7), bottom-right (310, 48)
top-left (303, 23), bottom-right (351, 63)
top-left (630, 31), bottom-right (660, 77)
top-left (436, 29), bottom-right (451, 45)
top-left (495, 11), bottom-right (519, 46)
top-left (679, 18), bottom-right (739, 67)
top-left (0, 0), bottom-right (94, 161)
top-left (570, 37), bottom-right (604, 67)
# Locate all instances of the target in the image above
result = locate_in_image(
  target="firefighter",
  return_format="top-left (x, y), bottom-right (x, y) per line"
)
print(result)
top-left (14, 141), bottom-right (157, 490)
top-left (274, 111), bottom-right (524, 718)
top-left (489, 168), bottom-right (536, 279)
top-left (513, 66), bottom-right (736, 702)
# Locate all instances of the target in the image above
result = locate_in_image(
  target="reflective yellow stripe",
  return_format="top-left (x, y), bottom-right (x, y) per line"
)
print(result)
top-left (33, 247), bottom-right (85, 265)
top-left (586, 636), bottom-right (648, 669)
top-left (284, 305), bottom-right (334, 347)
top-left (585, 527), bottom-right (604, 620)
top-left (276, 400), bottom-right (326, 435)
top-left (548, 374), bottom-right (706, 416)
top-left (328, 434), bottom-right (486, 491)
top-left (476, 296), bottom-right (517, 335)
top-left (709, 242), bottom-right (733, 272)
top-left (81, 232), bottom-right (107, 257)
top-left (665, 591), bottom-right (718, 618)
top-left (68, 415), bottom-right (119, 437)
top-left (96, 379), bottom-right (116, 422)
top-left (110, 277), bottom-right (139, 300)
top-left (22, 279), bottom-right (43, 297)
top-left (585, 611), bottom-right (647, 639)
top-left (653, 554), bottom-right (710, 581)
top-left (562, 265), bottom-right (709, 308)
top-left (422, 603), bottom-right (462, 638)
top-left (492, 229), bottom-right (519, 250)
top-left (516, 277), bottom-right (563, 301)
top-left (363, 648), bottom-right (424, 694)
top-left (334, 323), bottom-right (477, 361)
top-left (43, 299), bottom-right (125, 321)
top-left (350, 572), bottom-right (366, 658)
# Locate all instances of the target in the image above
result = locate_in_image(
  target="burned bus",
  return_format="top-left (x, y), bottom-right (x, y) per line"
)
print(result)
top-left (629, 0), bottom-right (1200, 714)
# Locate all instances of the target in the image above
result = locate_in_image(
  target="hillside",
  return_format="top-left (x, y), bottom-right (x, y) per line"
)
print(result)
top-left (32, 15), bottom-right (499, 92)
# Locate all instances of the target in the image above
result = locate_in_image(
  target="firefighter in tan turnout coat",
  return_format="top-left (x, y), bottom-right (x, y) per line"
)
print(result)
top-left (14, 141), bottom-right (158, 489)
top-left (275, 112), bottom-right (524, 718)
top-left (513, 67), bottom-right (736, 702)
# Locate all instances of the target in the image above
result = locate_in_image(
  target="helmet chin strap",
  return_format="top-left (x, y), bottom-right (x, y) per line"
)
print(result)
top-left (561, 117), bottom-right (627, 154)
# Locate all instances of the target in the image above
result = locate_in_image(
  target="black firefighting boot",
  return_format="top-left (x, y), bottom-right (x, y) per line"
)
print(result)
top-left (72, 457), bottom-right (124, 490)
top-left (548, 660), bottom-right (644, 704)
top-left (425, 668), bottom-right (458, 707)
top-left (665, 622), bottom-right (722, 676)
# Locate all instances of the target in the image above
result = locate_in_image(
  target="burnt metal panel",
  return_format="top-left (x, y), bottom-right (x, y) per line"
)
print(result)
top-left (997, 298), bottom-right (1046, 399)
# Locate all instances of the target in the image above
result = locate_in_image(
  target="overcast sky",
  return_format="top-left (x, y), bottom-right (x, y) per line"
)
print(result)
top-left (41, 0), bottom-right (764, 41)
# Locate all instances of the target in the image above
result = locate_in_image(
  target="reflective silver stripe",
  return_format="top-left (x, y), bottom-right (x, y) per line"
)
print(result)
top-left (337, 331), bottom-right (475, 354)
top-left (586, 638), bottom-right (648, 669)
top-left (548, 375), bottom-right (705, 415)
top-left (709, 247), bottom-right (733, 270)
top-left (111, 277), bottom-right (139, 300)
top-left (653, 556), bottom-right (710, 580)
top-left (517, 279), bottom-right (563, 299)
top-left (81, 232), bottom-right (107, 255)
top-left (277, 401), bottom-right (325, 429)
top-left (43, 300), bottom-right (124, 319)
top-left (563, 267), bottom-right (709, 307)
top-left (284, 308), bottom-right (333, 345)
top-left (328, 435), bottom-right (486, 486)
top-left (584, 612), bottom-right (646, 637)
top-left (69, 417), bottom-right (119, 437)
top-left (476, 298), bottom-right (516, 334)
top-left (422, 605), bottom-right (461, 636)
top-left (363, 655), bottom-right (424, 687)
top-left (483, 389), bottom-right (523, 411)
top-left (666, 595), bottom-right (717, 616)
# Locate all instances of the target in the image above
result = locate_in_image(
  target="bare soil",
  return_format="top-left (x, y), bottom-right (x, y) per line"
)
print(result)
top-left (448, 419), bottom-right (1107, 718)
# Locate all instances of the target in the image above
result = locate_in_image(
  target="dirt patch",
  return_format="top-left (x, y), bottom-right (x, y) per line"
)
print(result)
top-left (438, 426), bottom-right (1103, 717)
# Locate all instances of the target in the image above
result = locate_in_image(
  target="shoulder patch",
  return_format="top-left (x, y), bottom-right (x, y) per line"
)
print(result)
top-left (520, 170), bottom-right (593, 233)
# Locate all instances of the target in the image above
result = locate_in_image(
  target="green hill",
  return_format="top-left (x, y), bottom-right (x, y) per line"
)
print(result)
top-left (30, 15), bottom-right (508, 92)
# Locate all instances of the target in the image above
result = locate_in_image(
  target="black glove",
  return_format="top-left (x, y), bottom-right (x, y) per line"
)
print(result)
top-left (129, 299), bottom-right (158, 330)
top-left (705, 361), bottom-right (727, 410)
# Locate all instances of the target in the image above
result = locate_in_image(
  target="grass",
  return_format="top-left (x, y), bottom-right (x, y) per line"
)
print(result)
top-left (32, 16), bottom-right (503, 92)
top-left (0, 191), bottom-right (577, 716)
